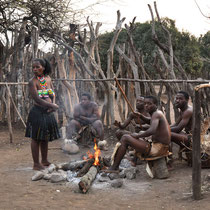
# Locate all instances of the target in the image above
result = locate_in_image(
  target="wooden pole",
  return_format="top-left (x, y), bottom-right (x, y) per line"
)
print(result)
top-left (5, 83), bottom-right (26, 128)
top-left (192, 89), bottom-right (201, 200)
top-left (6, 91), bottom-right (13, 143)
top-left (114, 77), bottom-right (142, 128)
top-left (114, 77), bottom-right (135, 112)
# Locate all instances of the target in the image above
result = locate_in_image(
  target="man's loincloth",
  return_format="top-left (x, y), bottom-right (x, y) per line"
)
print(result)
top-left (148, 142), bottom-right (169, 157)
top-left (136, 141), bottom-right (169, 159)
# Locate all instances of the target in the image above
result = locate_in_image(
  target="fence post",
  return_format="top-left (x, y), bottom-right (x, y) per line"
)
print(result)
top-left (192, 89), bottom-right (201, 200)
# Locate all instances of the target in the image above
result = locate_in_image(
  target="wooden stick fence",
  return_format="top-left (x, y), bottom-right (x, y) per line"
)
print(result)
top-left (0, 79), bottom-right (209, 85)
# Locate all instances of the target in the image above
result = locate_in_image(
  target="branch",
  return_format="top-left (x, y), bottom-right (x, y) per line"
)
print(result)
top-left (194, 0), bottom-right (210, 18)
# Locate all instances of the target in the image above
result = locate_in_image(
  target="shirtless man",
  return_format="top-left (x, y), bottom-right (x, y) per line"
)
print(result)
top-left (114, 96), bottom-right (150, 140)
top-left (66, 92), bottom-right (104, 141)
top-left (170, 91), bottom-right (193, 147)
top-left (107, 96), bottom-right (171, 172)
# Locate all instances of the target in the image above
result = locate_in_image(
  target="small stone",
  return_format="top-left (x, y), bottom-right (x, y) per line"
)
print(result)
top-left (111, 179), bottom-right (123, 188)
top-left (98, 140), bottom-right (108, 150)
top-left (31, 171), bottom-right (44, 181)
top-left (62, 141), bottom-right (79, 154)
top-left (119, 170), bottom-right (126, 178)
top-left (48, 164), bottom-right (57, 173)
top-left (124, 167), bottom-right (137, 180)
top-left (126, 171), bottom-right (136, 180)
top-left (120, 159), bottom-right (132, 168)
top-left (108, 173), bottom-right (120, 180)
top-left (205, 174), bottom-right (210, 181)
top-left (50, 173), bottom-right (66, 183)
top-left (43, 174), bottom-right (52, 180)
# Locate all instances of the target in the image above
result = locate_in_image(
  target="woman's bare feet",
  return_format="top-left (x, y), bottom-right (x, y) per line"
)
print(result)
top-left (33, 163), bottom-right (45, 171)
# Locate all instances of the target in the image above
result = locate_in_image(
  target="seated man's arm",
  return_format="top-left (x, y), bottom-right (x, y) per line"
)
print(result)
top-left (131, 113), bottom-right (159, 139)
top-left (79, 103), bottom-right (100, 124)
top-left (170, 117), bottom-right (180, 128)
top-left (170, 110), bottom-right (192, 133)
top-left (140, 124), bottom-right (150, 130)
top-left (114, 112), bottom-right (134, 129)
top-left (73, 105), bottom-right (89, 123)
top-left (134, 112), bottom-right (151, 124)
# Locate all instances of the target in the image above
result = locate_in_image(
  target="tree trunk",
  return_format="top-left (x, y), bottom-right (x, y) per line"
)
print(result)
top-left (16, 20), bottom-right (27, 122)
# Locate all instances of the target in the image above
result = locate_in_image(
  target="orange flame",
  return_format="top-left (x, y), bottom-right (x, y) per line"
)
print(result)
top-left (83, 139), bottom-right (101, 165)
top-left (93, 140), bottom-right (101, 166)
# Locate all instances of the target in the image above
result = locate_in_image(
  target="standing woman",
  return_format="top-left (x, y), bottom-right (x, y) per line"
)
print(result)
top-left (25, 58), bottom-right (60, 170)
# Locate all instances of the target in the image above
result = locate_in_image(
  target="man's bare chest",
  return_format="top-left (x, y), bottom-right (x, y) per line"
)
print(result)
top-left (80, 107), bottom-right (94, 117)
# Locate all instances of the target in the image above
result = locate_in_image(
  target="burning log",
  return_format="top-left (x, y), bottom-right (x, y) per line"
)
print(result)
top-left (79, 166), bottom-right (98, 193)
top-left (60, 160), bottom-right (87, 171)
top-left (77, 158), bottom-right (95, 177)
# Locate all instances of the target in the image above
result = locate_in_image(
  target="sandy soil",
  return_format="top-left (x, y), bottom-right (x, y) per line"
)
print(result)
top-left (0, 124), bottom-right (210, 210)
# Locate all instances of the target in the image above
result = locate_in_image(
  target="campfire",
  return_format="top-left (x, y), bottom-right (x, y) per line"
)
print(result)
top-left (78, 138), bottom-right (107, 193)
top-left (83, 138), bottom-right (101, 166)
top-left (32, 139), bottom-right (134, 194)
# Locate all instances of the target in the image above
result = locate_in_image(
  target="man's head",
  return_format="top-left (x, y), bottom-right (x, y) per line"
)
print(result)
top-left (136, 96), bottom-right (145, 110)
top-left (174, 91), bottom-right (189, 109)
top-left (144, 96), bottom-right (158, 114)
top-left (80, 93), bottom-right (91, 107)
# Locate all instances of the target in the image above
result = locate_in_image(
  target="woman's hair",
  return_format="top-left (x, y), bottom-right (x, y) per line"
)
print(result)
top-left (34, 58), bottom-right (51, 75)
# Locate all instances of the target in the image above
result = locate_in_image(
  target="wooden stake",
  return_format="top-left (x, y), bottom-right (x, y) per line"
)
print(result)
top-left (192, 89), bottom-right (201, 200)
top-left (114, 77), bottom-right (135, 113)
top-left (6, 91), bottom-right (13, 143)
top-left (114, 77), bottom-right (142, 128)
top-left (5, 83), bottom-right (26, 128)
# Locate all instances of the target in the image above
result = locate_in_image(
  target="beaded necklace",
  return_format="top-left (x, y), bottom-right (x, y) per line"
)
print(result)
top-left (37, 76), bottom-right (47, 90)
top-left (37, 75), bottom-right (55, 98)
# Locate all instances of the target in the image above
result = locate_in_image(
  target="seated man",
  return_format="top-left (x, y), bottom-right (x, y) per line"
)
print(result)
top-left (66, 92), bottom-right (104, 143)
top-left (107, 95), bottom-right (171, 172)
top-left (170, 91), bottom-right (193, 148)
top-left (114, 96), bottom-right (150, 140)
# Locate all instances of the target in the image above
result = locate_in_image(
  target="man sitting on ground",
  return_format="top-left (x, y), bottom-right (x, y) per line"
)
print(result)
top-left (66, 92), bottom-right (104, 144)
top-left (106, 95), bottom-right (171, 172)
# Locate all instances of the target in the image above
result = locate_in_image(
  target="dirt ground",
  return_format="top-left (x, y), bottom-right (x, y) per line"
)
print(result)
top-left (1, 124), bottom-right (210, 210)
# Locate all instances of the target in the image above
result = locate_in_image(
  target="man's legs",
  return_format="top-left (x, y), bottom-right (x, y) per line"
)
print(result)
top-left (171, 132), bottom-right (190, 147)
top-left (115, 129), bottom-right (131, 141)
top-left (171, 132), bottom-right (191, 162)
top-left (66, 119), bottom-right (81, 139)
top-left (109, 134), bottom-right (150, 171)
top-left (92, 120), bottom-right (104, 140)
